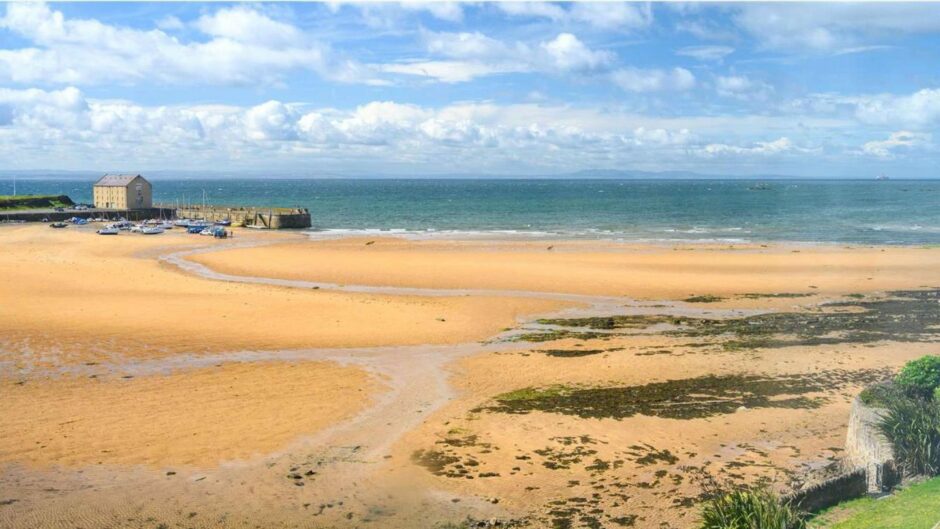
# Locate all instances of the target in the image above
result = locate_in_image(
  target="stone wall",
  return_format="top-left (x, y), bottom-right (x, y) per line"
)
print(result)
top-left (783, 469), bottom-right (867, 513)
top-left (173, 205), bottom-right (311, 229)
top-left (844, 396), bottom-right (899, 493)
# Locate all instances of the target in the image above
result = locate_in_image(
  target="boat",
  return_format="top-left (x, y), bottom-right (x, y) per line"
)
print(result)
top-left (49, 222), bottom-right (67, 229)
top-left (214, 219), bottom-right (232, 226)
top-left (141, 226), bottom-right (165, 235)
top-left (187, 225), bottom-right (205, 234)
top-left (199, 227), bottom-right (215, 236)
top-left (96, 227), bottom-right (119, 235)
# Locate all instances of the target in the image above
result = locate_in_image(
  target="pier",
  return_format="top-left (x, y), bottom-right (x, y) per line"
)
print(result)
top-left (171, 204), bottom-right (311, 229)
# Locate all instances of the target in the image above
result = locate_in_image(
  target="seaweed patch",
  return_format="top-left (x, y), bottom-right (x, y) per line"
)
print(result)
top-left (479, 369), bottom-right (889, 420)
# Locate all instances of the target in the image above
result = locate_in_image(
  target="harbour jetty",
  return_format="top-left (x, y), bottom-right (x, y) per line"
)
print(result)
top-left (173, 204), bottom-right (311, 229)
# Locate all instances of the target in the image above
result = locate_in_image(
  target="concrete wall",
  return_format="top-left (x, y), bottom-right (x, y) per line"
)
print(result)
top-left (174, 205), bottom-right (311, 229)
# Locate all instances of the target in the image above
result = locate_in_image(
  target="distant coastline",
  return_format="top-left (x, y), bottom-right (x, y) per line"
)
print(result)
top-left (2, 178), bottom-right (939, 245)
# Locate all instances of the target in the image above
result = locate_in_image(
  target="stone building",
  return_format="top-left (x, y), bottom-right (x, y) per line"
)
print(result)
top-left (93, 174), bottom-right (152, 209)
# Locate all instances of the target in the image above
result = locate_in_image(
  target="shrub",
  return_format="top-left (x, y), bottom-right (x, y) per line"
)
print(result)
top-left (699, 486), bottom-right (806, 529)
top-left (878, 392), bottom-right (940, 476)
top-left (859, 381), bottom-right (905, 408)
top-left (895, 355), bottom-right (940, 398)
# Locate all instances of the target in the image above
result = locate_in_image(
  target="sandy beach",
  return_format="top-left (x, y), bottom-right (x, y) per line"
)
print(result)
top-left (1, 223), bottom-right (939, 528)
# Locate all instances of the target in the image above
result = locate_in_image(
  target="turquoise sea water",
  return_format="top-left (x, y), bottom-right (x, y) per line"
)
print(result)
top-left (3, 178), bottom-right (939, 245)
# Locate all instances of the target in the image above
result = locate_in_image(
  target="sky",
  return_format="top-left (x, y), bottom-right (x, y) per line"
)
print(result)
top-left (1, 1), bottom-right (939, 178)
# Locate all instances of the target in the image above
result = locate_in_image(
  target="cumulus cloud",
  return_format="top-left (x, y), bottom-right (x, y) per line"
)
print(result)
top-left (0, 3), bottom-right (377, 86)
top-left (611, 67), bottom-right (695, 92)
top-left (0, 86), bottom-right (711, 171)
top-left (861, 131), bottom-right (931, 159)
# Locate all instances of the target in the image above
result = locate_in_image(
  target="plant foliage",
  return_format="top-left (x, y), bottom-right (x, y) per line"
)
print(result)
top-left (878, 393), bottom-right (940, 476)
top-left (895, 355), bottom-right (940, 398)
top-left (699, 484), bottom-right (806, 529)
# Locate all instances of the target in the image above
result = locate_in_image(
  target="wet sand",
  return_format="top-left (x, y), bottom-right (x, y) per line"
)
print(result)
top-left (1, 224), bottom-right (939, 528)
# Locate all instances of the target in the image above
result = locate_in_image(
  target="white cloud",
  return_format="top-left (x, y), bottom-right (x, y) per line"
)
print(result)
top-left (698, 137), bottom-right (817, 157)
top-left (541, 33), bottom-right (613, 72)
top-left (400, 1), bottom-right (464, 22)
top-left (155, 15), bottom-right (184, 31)
top-left (861, 131), bottom-right (931, 159)
top-left (244, 101), bottom-right (301, 141)
top-left (569, 2), bottom-right (652, 31)
top-left (733, 3), bottom-right (940, 52)
top-left (0, 86), bottom-right (716, 171)
top-left (676, 45), bottom-right (734, 62)
top-left (496, 2), bottom-right (566, 21)
top-left (379, 60), bottom-right (523, 84)
top-left (852, 89), bottom-right (940, 128)
top-left (0, 3), bottom-right (376, 86)
top-left (714, 75), bottom-right (773, 100)
top-left (611, 67), bottom-right (695, 93)
top-left (382, 32), bottom-right (611, 83)
top-left (497, 1), bottom-right (652, 31)
top-left (632, 127), bottom-right (691, 146)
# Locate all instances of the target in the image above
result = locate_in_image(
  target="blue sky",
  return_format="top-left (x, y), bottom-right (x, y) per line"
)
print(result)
top-left (1, 2), bottom-right (939, 177)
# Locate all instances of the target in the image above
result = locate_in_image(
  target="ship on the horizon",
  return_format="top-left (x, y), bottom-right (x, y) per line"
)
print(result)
top-left (876, 174), bottom-right (889, 180)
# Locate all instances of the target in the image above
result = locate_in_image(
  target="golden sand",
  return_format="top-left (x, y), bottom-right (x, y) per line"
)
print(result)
top-left (190, 237), bottom-right (940, 299)
top-left (0, 226), bottom-right (563, 366)
top-left (0, 361), bottom-right (375, 468)
top-left (2, 224), bottom-right (939, 528)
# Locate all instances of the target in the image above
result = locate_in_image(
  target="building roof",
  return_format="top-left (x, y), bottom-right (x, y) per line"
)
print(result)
top-left (94, 174), bottom-right (146, 187)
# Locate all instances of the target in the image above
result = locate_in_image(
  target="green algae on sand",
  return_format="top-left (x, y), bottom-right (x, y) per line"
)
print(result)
top-left (480, 369), bottom-right (890, 420)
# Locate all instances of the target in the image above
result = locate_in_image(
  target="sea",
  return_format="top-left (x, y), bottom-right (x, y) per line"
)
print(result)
top-left (3, 178), bottom-right (939, 245)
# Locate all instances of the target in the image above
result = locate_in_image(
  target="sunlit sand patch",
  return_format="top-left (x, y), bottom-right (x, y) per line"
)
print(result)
top-left (0, 226), bottom-right (565, 368)
top-left (188, 237), bottom-right (940, 299)
top-left (0, 361), bottom-right (377, 468)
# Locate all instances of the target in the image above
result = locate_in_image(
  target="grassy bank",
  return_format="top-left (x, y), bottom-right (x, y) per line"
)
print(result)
top-left (0, 195), bottom-right (74, 211)
top-left (810, 476), bottom-right (940, 529)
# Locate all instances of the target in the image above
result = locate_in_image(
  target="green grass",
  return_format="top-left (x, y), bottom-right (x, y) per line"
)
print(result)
top-left (0, 194), bottom-right (73, 211)
top-left (810, 476), bottom-right (940, 529)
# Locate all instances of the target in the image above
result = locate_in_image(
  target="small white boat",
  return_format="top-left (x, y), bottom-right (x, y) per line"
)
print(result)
top-left (199, 227), bottom-right (214, 236)
top-left (96, 227), bottom-right (119, 235)
top-left (141, 226), bottom-right (165, 235)
top-left (158, 222), bottom-right (174, 230)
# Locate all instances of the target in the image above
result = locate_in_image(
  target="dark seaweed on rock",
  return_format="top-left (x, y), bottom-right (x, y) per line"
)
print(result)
top-left (481, 369), bottom-right (889, 420)
top-left (533, 289), bottom-right (940, 350)
top-left (675, 288), bottom-right (940, 349)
